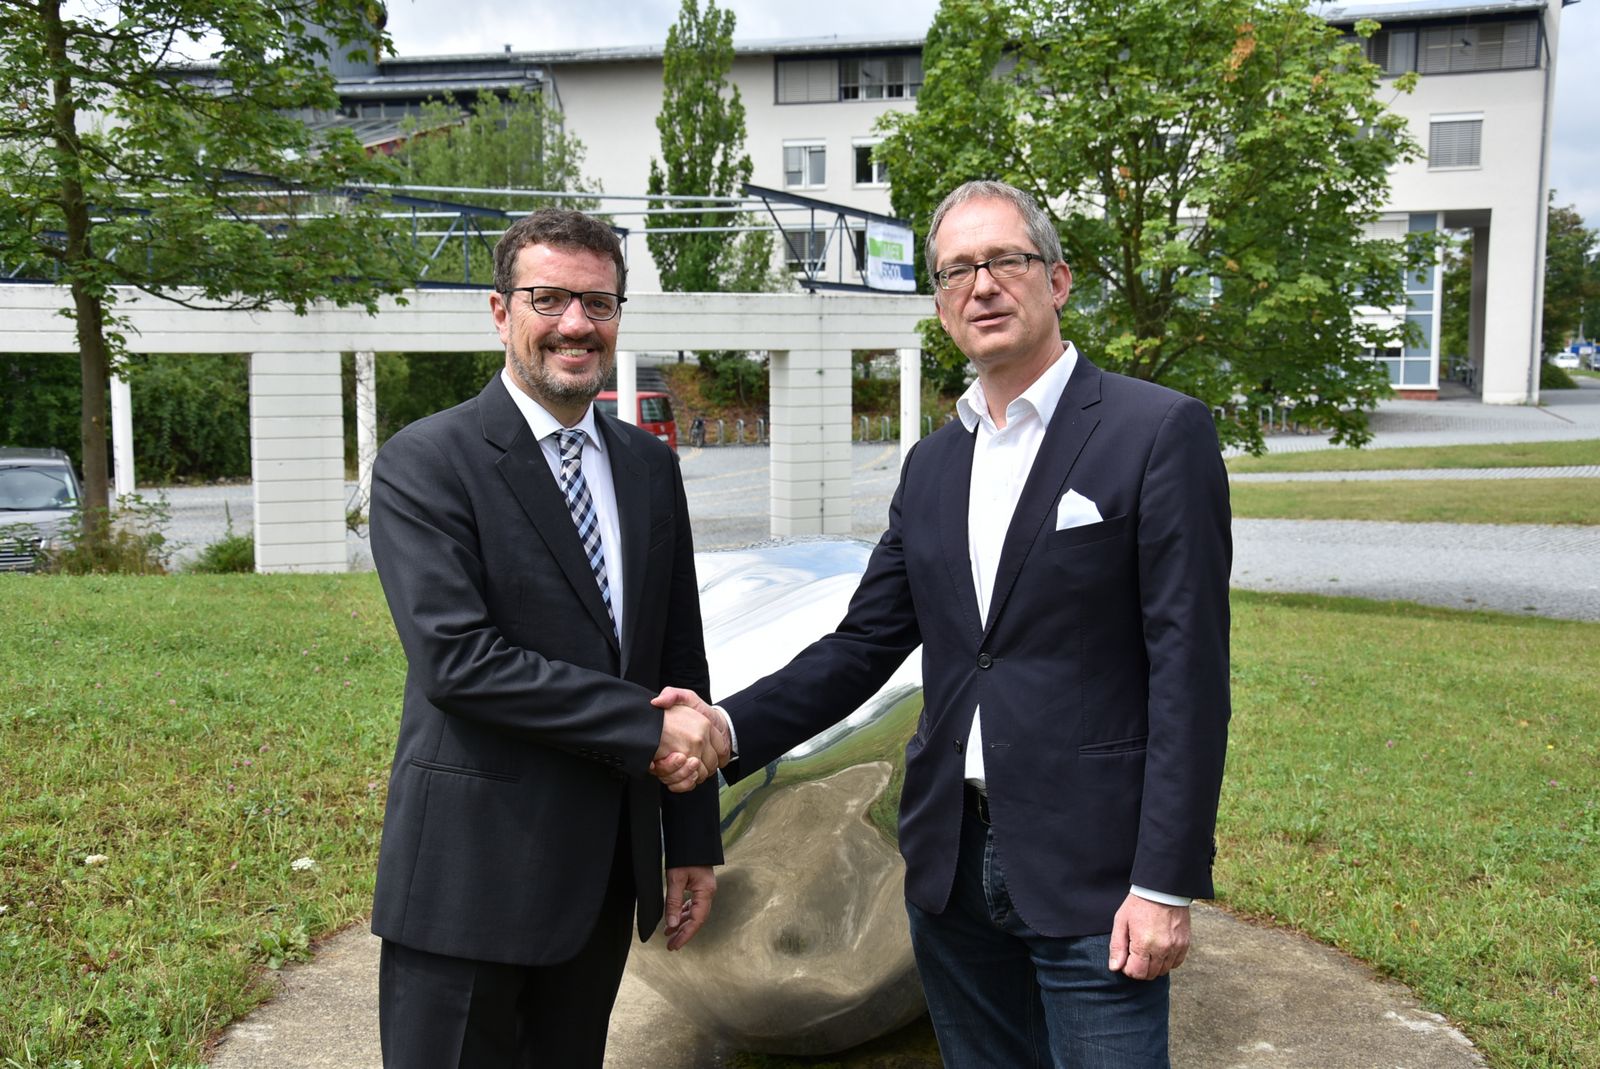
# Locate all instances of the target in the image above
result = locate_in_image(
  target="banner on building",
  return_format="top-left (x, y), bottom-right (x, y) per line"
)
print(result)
top-left (865, 220), bottom-right (916, 292)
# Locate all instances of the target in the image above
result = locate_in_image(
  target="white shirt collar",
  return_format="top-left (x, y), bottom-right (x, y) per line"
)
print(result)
top-left (955, 341), bottom-right (1080, 434)
top-left (499, 368), bottom-right (606, 453)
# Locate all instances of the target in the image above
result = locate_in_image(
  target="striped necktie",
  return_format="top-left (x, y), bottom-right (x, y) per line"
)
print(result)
top-left (554, 429), bottom-right (615, 635)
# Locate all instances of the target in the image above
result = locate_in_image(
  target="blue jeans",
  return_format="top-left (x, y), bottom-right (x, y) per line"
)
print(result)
top-left (905, 799), bottom-right (1170, 1069)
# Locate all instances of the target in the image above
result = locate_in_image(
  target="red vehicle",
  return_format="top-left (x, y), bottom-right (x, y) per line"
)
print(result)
top-left (594, 390), bottom-right (678, 451)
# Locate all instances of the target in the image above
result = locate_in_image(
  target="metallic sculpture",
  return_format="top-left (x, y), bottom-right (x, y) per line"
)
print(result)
top-left (630, 540), bottom-right (926, 1054)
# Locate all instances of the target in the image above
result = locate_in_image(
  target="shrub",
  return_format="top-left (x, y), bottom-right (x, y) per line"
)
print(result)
top-left (41, 496), bottom-right (172, 575)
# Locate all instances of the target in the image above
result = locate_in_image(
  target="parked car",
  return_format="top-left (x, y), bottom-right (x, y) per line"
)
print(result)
top-left (0, 448), bottom-right (82, 571)
top-left (1550, 352), bottom-right (1581, 370)
top-left (594, 390), bottom-right (678, 451)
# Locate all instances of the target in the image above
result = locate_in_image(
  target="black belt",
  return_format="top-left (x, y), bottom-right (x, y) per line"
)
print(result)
top-left (964, 783), bottom-right (991, 825)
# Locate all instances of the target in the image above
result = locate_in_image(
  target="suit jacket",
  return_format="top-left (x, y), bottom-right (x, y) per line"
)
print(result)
top-left (722, 357), bottom-right (1231, 937)
top-left (368, 375), bottom-right (720, 967)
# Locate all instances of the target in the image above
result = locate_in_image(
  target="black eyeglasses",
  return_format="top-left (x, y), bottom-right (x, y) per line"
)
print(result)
top-left (934, 252), bottom-right (1046, 291)
top-left (502, 286), bottom-right (626, 321)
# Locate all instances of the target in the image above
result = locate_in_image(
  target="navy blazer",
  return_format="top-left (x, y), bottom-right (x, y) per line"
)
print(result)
top-left (722, 358), bottom-right (1231, 937)
top-left (368, 375), bottom-right (720, 966)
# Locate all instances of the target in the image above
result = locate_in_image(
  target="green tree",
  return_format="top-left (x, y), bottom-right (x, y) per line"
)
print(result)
top-left (0, 0), bottom-right (413, 534)
top-left (1542, 197), bottom-right (1599, 353)
top-left (646, 0), bottom-right (776, 294)
top-left (878, 0), bottom-right (1432, 451)
top-left (391, 88), bottom-right (597, 286)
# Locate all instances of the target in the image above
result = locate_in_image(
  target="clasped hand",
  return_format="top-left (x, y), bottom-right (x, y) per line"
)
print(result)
top-left (650, 687), bottom-right (729, 792)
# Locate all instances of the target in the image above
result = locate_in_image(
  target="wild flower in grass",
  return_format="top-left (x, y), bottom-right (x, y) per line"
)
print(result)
top-left (291, 856), bottom-right (317, 872)
top-left (1386, 739), bottom-right (1396, 749)
top-left (0, 904), bottom-right (8, 914)
top-left (84, 854), bottom-right (108, 866)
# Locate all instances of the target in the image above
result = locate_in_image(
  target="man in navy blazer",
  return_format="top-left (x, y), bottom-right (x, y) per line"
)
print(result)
top-left (369, 209), bottom-right (727, 1068)
top-left (659, 180), bottom-right (1230, 1066)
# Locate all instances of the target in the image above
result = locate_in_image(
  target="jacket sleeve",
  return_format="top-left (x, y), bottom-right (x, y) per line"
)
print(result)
top-left (657, 451), bottom-right (723, 867)
top-left (1130, 396), bottom-right (1232, 898)
top-left (719, 443), bottom-right (925, 779)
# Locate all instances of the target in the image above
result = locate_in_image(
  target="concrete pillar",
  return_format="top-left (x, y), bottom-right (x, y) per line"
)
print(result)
top-left (768, 348), bottom-right (852, 537)
top-left (898, 347), bottom-right (921, 466)
top-left (109, 374), bottom-right (134, 498)
top-left (249, 352), bottom-right (346, 573)
top-left (616, 350), bottom-right (638, 426)
top-left (355, 351), bottom-right (377, 515)
top-left (1479, 203), bottom-right (1542, 404)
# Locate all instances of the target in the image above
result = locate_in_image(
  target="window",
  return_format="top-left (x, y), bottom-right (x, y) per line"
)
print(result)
top-left (853, 141), bottom-right (888, 186)
top-left (777, 59), bottom-right (838, 103)
top-left (1428, 115), bottom-right (1482, 169)
top-left (783, 142), bottom-right (826, 189)
top-left (840, 54), bottom-right (922, 100)
top-left (1418, 19), bottom-right (1538, 74)
top-left (1366, 29), bottom-right (1417, 75)
top-left (785, 229), bottom-right (830, 272)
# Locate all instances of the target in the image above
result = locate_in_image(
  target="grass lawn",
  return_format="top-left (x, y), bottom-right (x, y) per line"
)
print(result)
top-left (1230, 477), bottom-right (1600, 525)
top-left (1, 577), bottom-right (1596, 1068)
top-left (1227, 438), bottom-right (1600, 474)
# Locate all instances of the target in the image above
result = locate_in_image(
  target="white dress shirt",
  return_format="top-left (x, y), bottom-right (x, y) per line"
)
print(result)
top-left (953, 346), bottom-right (1188, 908)
top-left (500, 369), bottom-right (625, 635)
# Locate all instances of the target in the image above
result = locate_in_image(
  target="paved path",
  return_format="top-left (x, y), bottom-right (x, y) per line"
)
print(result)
top-left (209, 906), bottom-right (1488, 1069)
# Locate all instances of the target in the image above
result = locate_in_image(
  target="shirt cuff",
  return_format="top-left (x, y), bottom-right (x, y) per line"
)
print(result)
top-left (712, 704), bottom-right (738, 757)
top-left (1130, 885), bottom-right (1192, 908)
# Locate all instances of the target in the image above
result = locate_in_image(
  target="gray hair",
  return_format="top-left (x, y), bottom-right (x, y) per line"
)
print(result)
top-left (924, 180), bottom-right (1064, 283)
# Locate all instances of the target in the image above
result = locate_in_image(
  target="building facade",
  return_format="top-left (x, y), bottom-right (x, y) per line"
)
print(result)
top-left (329, 0), bottom-right (1563, 402)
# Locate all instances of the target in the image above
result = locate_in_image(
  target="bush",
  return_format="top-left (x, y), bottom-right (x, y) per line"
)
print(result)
top-left (1541, 361), bottom-right (1578, 390)
top-left (186, 503), bottom-right (255, 574)
top-left (41, 496), bottom-right (172, 576)
top-left (127, 353), bottom-right (252, 481)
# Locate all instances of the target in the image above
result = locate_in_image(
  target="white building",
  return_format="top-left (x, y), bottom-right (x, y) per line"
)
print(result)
top-left (327, 0), bottom-right (1563, 403)
top-left (1326, 0), bottom-right (1566, 403)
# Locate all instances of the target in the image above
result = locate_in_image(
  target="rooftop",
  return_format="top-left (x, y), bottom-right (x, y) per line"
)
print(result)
top-left (1317, 0), bottom-right (1547, 24)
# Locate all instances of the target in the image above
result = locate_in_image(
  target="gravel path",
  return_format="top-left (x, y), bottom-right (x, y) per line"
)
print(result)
top-left (1232, 519), bottom-right (1600, 621)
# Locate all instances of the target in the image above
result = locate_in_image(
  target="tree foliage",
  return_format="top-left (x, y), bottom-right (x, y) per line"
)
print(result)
top-left (389, 88), bottom-right (597, 286)
top-left (646, 0), bottom-right (776, 293)
top-left (878, 0), bottom-right (1434, 450)
top-left (0, 0), bottom-right (414, 527)
top-left (1542, 196), bottom-right (1599, 353)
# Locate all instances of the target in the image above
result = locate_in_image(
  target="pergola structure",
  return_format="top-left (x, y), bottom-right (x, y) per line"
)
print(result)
top-left (0, 284), bottom-right (926, 571)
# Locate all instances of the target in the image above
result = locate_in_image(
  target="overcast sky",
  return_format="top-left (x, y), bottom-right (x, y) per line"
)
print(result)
top-left (381, 0), bottom-right (1598, 233)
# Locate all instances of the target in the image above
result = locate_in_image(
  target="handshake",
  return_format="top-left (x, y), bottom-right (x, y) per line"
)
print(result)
top-left (650, 686), bottom-right (731, 792)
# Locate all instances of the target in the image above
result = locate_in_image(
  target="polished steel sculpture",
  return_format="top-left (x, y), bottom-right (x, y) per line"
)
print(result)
top-left (630, 540), bottom-right (926, 1054)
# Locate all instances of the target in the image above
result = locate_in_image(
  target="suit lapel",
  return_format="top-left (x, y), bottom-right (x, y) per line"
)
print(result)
top-left (936, 425), bottom-right (985, 642)
top-left (982, 358), bottom-right (1103, 642)
top-left (481, 377), bottom-right (620, 651)
top-left (598, 414), bottom-right (649, 672)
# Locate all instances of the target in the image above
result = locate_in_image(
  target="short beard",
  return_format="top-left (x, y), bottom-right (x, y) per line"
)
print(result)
top-left (507, 341), bottom-right (612, 410)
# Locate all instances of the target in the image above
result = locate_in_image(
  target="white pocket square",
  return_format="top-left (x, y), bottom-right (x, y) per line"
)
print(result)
top-left (1056, 489), bottom-right (1103, 531)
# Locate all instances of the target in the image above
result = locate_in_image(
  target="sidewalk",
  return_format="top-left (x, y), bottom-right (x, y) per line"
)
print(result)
top-left (208, 906), bottom-right (1486, 1069)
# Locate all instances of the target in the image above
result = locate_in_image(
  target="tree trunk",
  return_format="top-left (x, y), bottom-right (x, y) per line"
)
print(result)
top-left (74, 283), bottom-right (110, 532)
top-left (44, 0), bottom-right (109, 537)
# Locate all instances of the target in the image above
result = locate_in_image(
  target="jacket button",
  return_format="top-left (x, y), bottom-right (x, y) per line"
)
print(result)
top-left (977, 653), bottom-right (993, 669)
top-left (954, 739), bottom-right (964, 754)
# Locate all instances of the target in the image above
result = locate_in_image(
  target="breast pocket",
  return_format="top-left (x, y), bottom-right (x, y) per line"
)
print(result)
top-left (1045, 513), bottom-right (1128, 550)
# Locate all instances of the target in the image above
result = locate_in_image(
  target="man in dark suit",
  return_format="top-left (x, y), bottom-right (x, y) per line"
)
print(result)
top-left (369, 208), bottom-right (727, 1068)
top-left (658, 180), bottom-right (1231, 1066)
